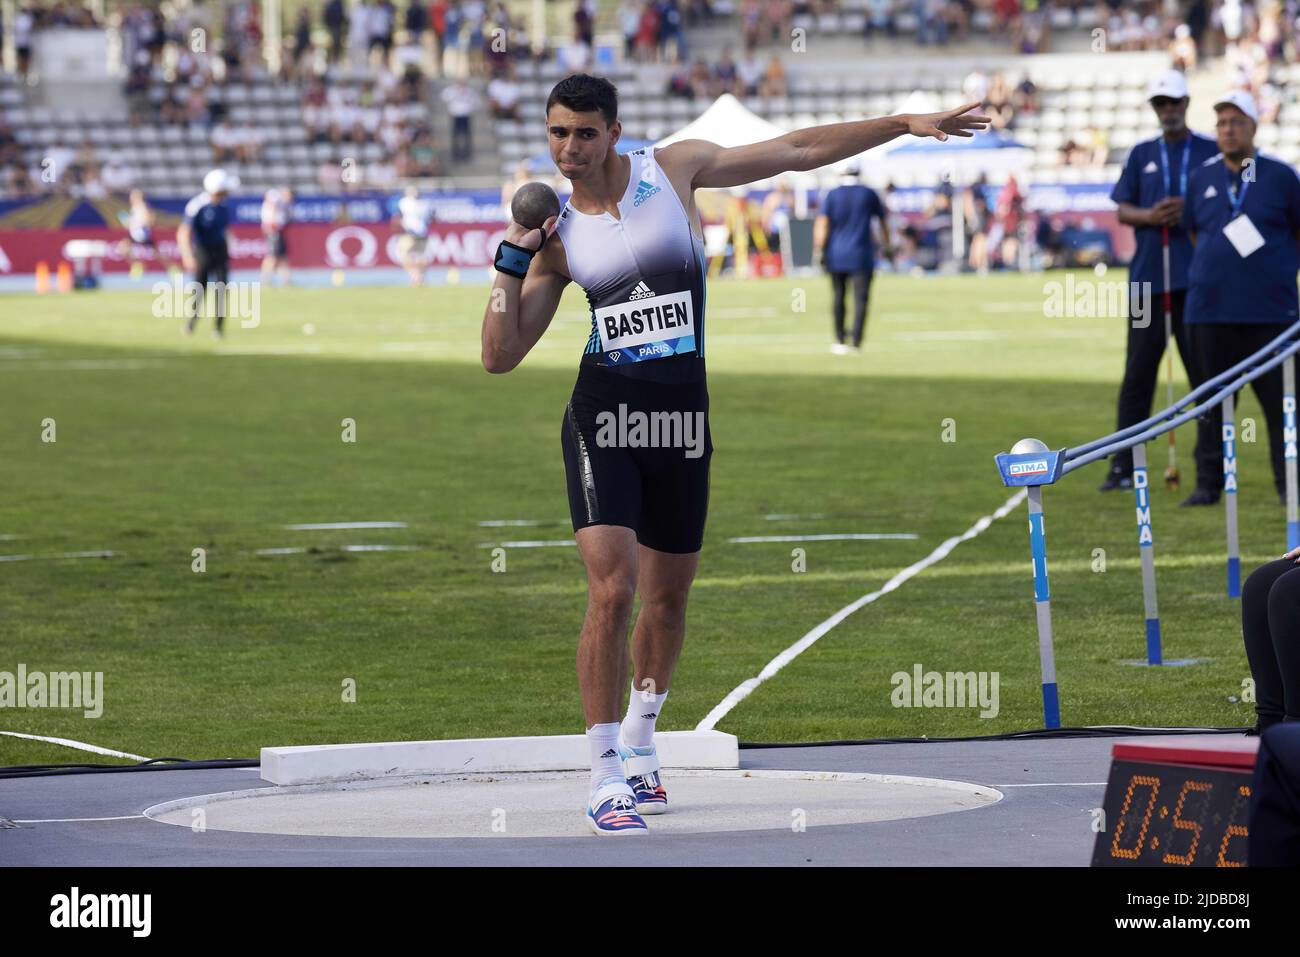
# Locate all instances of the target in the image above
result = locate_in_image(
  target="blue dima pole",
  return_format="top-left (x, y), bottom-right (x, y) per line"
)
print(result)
top-left (1131, 443), bottom-right (1162, 664)
top-left (1025, 485), bottom-right (1061, 729)
top-left (996, 438), bottom-right (1066, 729)
top-left (1285, 356), bottom-right (1298, 551)
top-left (1223, 393), bottom-right (1240, 597)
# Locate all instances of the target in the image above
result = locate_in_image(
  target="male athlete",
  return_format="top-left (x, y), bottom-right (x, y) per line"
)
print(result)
top-left (178, 168), bottom-right (238, 339)
top-left (480, 74), bottom-right (987, 835)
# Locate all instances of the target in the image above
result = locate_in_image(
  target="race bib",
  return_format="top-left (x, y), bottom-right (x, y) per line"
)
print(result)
top-left (592, 276), bottom-right (697, 365)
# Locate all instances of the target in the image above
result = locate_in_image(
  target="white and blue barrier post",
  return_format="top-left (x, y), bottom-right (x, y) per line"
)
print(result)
top-left (995, 438), bottom-right (1065, 729)
top-left (1131, 442), bottom-right (1162, 665)
top-left (1285, 355), bottom-right (1298, 551)
top-left (1223, 393), bottom-right (1240, 597)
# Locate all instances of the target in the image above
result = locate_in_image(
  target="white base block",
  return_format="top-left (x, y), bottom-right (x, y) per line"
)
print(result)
top-left (260, 730), bottom-right (739, 785)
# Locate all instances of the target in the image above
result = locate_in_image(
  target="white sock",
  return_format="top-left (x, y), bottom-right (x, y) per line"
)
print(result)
top-left (621, 683), bottom-right (668, 749)
top-left (587, 722), bottom-right (623, 791)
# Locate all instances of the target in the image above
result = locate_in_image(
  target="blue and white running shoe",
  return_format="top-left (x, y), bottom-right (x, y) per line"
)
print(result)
top-left (618, 738), bottom-right (668, 814)
top-left (586, 776), bottom-right (649, 836)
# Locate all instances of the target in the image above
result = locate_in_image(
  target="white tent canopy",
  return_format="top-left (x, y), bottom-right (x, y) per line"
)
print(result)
top-left (654, 92), bottom-right (787, 150)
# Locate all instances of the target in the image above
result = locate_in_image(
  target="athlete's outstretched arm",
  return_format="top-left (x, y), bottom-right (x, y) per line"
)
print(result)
top-left (663, 103), bottom-right (990, 189)
top-left (481, 216), bottom-right (568, 374)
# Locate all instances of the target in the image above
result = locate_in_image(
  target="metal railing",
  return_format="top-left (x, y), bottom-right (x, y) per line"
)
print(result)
top-left (994, 318), bottom-right (1300, 728)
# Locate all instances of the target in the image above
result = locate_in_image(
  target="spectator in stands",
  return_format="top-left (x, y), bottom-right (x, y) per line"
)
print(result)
top-left (1012, 74), bottom-right (1039, 119)
top-left (1014, 0), bottom-right (1050, 53)
top-left (370, 0), bottom-right (397, 63)
top-left (740, 0), bottom-right (763, 51)
top-left (1180, 90), bottom-right (1300, 507)
top-left (762, 0), bottom-right (793, 45)
top-left (714, 47), bottom-right (740, 97)
top-left (349, 0), bottom-right (373, 70)
top-left (863, 0), bottom-right (897, 39)
top-left (635, 1), bottom-right (662, 62)
top-left (441, 76), bottom-right (480, 161)
top-left (735, 48), bottom-right (764, 98)
top-left (14, 4), bottom-right (35, 77)
top-left (406, 0), bottom-right (428, 45)
top-left (407, 129), bottom-right (444, 176)
top-left (101, 153), bottom-right (134, 192)
top-left (211, 120), bottom-right (241, 163)
top-left (488, 65), bottom-right (522, 119)
top-left (291, 7), bottom-right (313, 71)
top-left (659, 0), bottom-right (688, 63)
top-left (1170, 22), bottom-right (1198, 71)
top-left (688, 58), bottom-right (715, 98)
top-left (575, 0), bottom-right (595, 48)
top-left (619, 0), bottom-right (641, 58)
top-left (463, 0), bottom-right (487, 76)
top-left (666, 63), bottom-right (691, 99)
top-left (0, 120), bottom-right (20, 168)
top-left (915, 0), bottom-right (950, 46)
top-left (324, 0), bottom-right (347, 63)
top-left (483, 2), bottom-right (513, 78)
top-left (985, 72), bottom-right (1014, 131)
top-left (758, 54), bottom-right (787, 97)
top-left (560, 34), bottom-right (593, 75)
top-left (124, 49), bottom-right (152, 122)
top-left (430, 0), bottom-right (449, 76)
top-left (684, 0), bottom-right (714, 26)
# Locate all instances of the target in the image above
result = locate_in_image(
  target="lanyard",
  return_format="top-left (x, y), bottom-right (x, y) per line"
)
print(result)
top-left (1225, 163), bottom-right (1252, 218)
top-left (1158, 135), bottom-right (1191, 199)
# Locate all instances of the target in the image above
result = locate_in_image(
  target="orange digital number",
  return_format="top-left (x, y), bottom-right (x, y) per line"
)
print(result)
top-left (1162, 779), bottom-right (1211, 865)
top-left (1111, 774), bottom-right (1160, 860)
top-left (1217, 785), bottom-right (1251, 868)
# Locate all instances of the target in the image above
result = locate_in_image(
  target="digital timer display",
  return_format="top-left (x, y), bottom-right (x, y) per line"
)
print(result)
top-left (1091, 760), bottom-right (1252, 866)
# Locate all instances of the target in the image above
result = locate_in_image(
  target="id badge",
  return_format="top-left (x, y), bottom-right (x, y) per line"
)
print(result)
top-left (1223, 213), bottom-right (1265, 258)
top-left (591, 270), bottom-right (697, 364)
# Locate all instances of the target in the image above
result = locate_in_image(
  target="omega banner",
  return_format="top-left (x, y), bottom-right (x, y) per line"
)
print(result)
top-left (0, 222), bottom-right (511, 275)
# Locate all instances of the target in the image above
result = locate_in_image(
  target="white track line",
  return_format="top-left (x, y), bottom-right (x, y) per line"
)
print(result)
top-left (0, 731), bottom-right (149, 761)
top-left (283, 522), bottom-right (408, 530)
top-left (992, 782), bottom-right (1107, 788)
top-left (697, 489), bottom-right (1028, 732)
top-left (13, 815), bottom-right (145, 823)
top-left (340, 544), bottom-right (422, 552)
top-left (0, 550), bottom-right (119, 563)
top-left (476, 539), bottom-right (577, 548)
top-left (728, 533), bottom-right (918, 543)
top-left (764, 513), bottom-right (828, 520)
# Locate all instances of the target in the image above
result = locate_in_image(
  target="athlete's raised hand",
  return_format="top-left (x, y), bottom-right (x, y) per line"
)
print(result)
top-left (907, 103), bottom-right (991, 142)
top-left (504, 214), bottom-right (559, 252)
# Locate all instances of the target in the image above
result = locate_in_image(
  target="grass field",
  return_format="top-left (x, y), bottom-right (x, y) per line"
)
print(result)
top-left (0, 270), bottom-right (1284, 766)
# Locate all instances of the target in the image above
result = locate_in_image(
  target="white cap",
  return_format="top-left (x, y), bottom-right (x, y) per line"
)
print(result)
top-left (203, 168), bottom-right (240, 194)
top-left (1147, 69), bottom-right (1189, 101)
top-left (1213, 89), bottom-right (1259, 124)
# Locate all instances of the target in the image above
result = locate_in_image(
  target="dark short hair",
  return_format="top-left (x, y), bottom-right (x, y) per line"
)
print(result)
top-left (545, 74), bottom-right (618, 127)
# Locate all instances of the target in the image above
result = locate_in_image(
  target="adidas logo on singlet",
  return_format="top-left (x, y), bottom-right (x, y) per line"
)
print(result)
top-left (633, 180), bottom-right (661, 206)
top-left (628, 281), bottom-right (655, 300)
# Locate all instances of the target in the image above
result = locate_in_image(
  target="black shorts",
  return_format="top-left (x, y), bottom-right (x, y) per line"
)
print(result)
top-left (561, 361), bottom-right (713, 554)
top-left (194, 247), bottom-right (229, 287)
top-left (265, 229), bottom-right (287, 257)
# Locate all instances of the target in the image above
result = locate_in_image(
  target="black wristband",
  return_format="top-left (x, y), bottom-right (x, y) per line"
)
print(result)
top-left (494, 239), bottom-right (534, 279)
